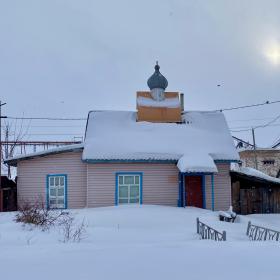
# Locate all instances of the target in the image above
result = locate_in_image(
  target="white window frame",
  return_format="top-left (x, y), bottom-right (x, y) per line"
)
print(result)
top-left (47, 175), bottom-right (67, 209)
top-left (117, 174), bottom-right (141, 205)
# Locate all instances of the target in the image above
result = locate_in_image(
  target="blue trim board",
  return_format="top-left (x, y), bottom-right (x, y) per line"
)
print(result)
top-left (46, 174), bottom-right (67, 209)
top-left (177, 173), bottom-right (183, 207)
top-left (84, 159), bottom-right (177, 164)
top-left (115, 172), bottom-right (143, 206)
top-left (214, 159), bottom-right (240, 163)
top-left (202, 175), bottom-right (206, 209)
top-left (84, 159), bottom-right (239, 164)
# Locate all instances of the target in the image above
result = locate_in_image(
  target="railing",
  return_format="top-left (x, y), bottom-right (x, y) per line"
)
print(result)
top-left (196, 218), bottom-right (226, 241)
top-left (246, 221), bottom-right (280, 241)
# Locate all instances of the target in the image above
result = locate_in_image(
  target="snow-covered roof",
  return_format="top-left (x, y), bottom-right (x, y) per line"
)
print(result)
top-left (231, 164), bottom-right (280, 184)
top-left (83, 110), bottom-right (239, 172)
top-left (5, 143), bottom-right (84, 166)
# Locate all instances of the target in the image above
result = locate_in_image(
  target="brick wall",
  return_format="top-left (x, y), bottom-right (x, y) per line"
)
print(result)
top-left (239, 150), bottom-right (280, 177)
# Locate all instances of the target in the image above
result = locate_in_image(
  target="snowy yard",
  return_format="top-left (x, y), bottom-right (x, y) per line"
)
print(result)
top-left (1, 205), bottom-right (280, 280)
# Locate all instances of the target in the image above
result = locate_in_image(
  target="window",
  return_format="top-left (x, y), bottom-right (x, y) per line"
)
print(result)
top-left (47, 175), bottom-right (67, 209)
top-left (262, 160), bottom-right (275, 165)
top-left (117, 174), bottom-right (141, 204)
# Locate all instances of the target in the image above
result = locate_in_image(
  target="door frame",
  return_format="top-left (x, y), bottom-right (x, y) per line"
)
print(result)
top-left (185, 174), bottom-right (205, 209)
top-left (179, 173), bottom-right (212, 209)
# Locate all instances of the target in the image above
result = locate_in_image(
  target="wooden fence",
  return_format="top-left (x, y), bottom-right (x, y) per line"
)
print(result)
top-left (246, 221), bottom-right (280, 241)
top-left (196, 218), bottom-right (226, 241)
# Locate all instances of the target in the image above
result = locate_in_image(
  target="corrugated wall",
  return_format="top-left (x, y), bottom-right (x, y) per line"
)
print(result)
top-left (205, 163), bottom-right (231, 211)
top-left (87, 163), bottom-right (179, 207)
top-left (17, 151), bottom-right (87, 208)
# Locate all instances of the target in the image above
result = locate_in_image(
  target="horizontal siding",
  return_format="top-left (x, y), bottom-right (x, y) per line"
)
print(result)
top-left (87, 163), bottom-right (179, 207)
top-left (17, 151), bottom-right (86, 208)
top-left (205, 163), bottom-right (231, 211)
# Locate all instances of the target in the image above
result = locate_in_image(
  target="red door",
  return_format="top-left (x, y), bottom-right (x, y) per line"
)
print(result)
top-left (185, 176), bottom-right (203, 208)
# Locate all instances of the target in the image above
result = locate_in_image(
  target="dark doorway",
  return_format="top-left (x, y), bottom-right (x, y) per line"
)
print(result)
top-left (185, 176), bottom-right (203, 208)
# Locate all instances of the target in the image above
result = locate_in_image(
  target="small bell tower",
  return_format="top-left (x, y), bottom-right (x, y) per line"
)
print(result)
top-left (137, 62), bottom-right (183, 123)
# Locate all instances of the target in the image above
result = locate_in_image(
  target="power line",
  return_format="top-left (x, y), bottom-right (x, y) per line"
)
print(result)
top-left (216, 100), bottom-right (280, 112)
top-left (228, 116), bottom-right (277, 123)
top-left (229, 123), bottom-right (280, 130)
top-left (4, 99), bottom-right (280, 121)
top-left (254, 113), bottom-right (280, 129)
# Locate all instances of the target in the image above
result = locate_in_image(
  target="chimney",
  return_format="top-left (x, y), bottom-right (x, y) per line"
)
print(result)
top-left (180, 93), bottom-right (184, 112)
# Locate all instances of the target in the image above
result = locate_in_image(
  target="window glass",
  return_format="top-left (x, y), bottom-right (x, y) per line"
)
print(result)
top-left (119, 198), bottom-right (129, 204)
top-left (57, 188), bottom-right (64, 197)
top-left (49, 177), bottom-right (54, 187)
top-left (135, 176), bottom-right (140, 184)
top-left (50, 199), bottom-right (56, 207)
top-left (55, 177), bottom-right (59, 186)
top-left (130, 198), bottom-right (139, 203)
top-left (50, 188), bottom-right (56, 197)
top-left (59, 177), bottom-right (64, 186)
top-left (57, 199), bottom-right (64, 205)
top-left (119, 176), bottom-right (123, 184)
top-left (130, 185), bottom-right (139, 198)
top-left (124, 176), bottom-right (134, 184)
top-left (119, 185), bottom-right (128, 198)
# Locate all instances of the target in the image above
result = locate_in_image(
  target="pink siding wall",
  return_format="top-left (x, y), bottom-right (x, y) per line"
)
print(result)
top-left (87, 163), bottom-right (179, 207)
top-left (17, 151), bottom-right (87, 208)
top-left (16, 153), bottom-right (232, 210)
top-left (205, 163), bottom-right (231, 211)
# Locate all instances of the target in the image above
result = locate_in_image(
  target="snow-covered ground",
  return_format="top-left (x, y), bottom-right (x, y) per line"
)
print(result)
top-left (1, 205), bottom-right (280, 280)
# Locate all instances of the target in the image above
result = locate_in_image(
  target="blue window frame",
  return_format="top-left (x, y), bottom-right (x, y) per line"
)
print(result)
top-left (46, 174), bottom-right (67, 209)
top-left (115, 172), bottom-right (143, 205)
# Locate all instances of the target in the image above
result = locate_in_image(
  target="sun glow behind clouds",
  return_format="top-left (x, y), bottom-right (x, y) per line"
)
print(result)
top-left (265, 42), bottom-right (280, 65)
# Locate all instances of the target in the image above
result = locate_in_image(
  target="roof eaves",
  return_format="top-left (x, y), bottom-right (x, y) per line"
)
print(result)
top-left (4, 145), bottom-right (84, 167)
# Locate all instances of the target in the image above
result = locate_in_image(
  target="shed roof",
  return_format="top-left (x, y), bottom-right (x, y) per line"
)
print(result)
top-left (4, 143), bottom-right (84, 167)
top-left (231, 164), bottom-right (280, 185)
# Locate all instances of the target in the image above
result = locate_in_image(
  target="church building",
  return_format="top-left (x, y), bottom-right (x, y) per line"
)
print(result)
top-left (5, 63), bottom-right (239, 210)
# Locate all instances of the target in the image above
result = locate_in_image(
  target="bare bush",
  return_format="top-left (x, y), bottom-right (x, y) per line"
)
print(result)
top-left (15, 198), bottom-right (69, 231)
top-left (60, 216), bottom-right (87, 243)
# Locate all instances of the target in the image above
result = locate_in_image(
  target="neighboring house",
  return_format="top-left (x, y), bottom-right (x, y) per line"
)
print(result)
top-left (5, 63), bottom-right (239, 211)
top-left (239, 149), bottom-right (280, 178)
top-left (231, 165), bottom-right (280, 214)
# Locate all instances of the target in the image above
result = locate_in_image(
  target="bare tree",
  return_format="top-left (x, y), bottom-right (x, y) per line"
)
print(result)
top-left (1, 118), bottom-right (31, 178)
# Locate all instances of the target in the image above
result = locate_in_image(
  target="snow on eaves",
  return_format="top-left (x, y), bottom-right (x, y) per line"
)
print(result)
top-left (5, 143), bottom-right (84, 166)
top-left (231, 164), bottom-right (280, 184)
top-left (83, 110), bottom-right (239, 172)
top-left (177, 154), bottom-right (218, 173)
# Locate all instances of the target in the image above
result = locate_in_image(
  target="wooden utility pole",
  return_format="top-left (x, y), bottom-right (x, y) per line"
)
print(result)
top-left (0, 101), bottom-right (7, 189)
top-left (252, 127), bottom-right (258, 170)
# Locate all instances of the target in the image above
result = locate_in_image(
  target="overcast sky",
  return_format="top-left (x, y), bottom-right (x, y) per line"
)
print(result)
top-left (0, 0), bottom-right (280, 148)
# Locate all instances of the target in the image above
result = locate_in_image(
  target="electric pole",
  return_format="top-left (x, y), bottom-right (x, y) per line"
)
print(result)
top-left (252, 127), bottom-right (258, 170)
top-left (0, 101), bottom-right (7, 189)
